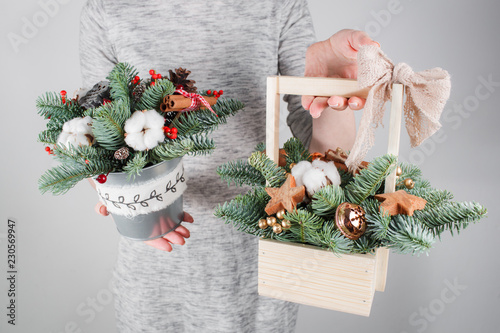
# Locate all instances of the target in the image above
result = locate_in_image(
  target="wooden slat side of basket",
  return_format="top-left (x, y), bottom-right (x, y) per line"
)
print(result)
top-left (261, 76), bottom-right (404, 315)
top-left (258, 239), bottom-right (377, 317)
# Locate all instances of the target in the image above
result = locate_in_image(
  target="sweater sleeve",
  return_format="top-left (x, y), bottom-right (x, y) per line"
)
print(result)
top-left (278, 0), bottom-right (316, 149)
top-left (79, 0), bottom-right (118, 88)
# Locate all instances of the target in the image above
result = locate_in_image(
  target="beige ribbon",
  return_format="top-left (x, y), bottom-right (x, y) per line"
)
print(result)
top-left (345, 45), bottom-right (451, 171)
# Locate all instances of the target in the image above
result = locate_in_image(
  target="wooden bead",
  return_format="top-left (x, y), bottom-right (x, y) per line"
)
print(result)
top-left (404, 178), bottom-right (415, 190)
top-left (258, 219), bottom-right (268, 229)
top-left (276, 209), bottom-right (286, 220)
top-left (272, 223), bottom-right (283, 234)
top-left (281, 219), bottom-right (291, 230)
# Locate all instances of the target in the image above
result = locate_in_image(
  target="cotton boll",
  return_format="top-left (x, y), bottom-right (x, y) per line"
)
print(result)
top-left (75, 133), bottom-right (92, 146)
top-left (291, 161), bottom-right (313, 188)
top-left (312, 159), bottom-right (341, 186)
top-left (124, 111), bottom-right (146, 133)
top-left (143, 110), bottom-right (165, 129)
top-left (57, 116), bottom-right (95, 148)
top-left (125, 132), bottom-right (147, 151)
top-left (143, 128), bottom-right (165, 149)
top-left (302, 168), bottom-right (328, 196)
top-left (56, 132), bottom-right (70, 146)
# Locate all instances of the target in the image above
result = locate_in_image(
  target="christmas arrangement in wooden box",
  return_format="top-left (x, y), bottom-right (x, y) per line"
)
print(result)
top-left (215, 46), bottom-right (486, 316)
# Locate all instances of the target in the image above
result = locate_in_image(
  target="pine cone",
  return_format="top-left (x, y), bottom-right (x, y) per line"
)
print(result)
top-left (132, 82), bottom-right (147, 103)
top-left (169, 68), bottom-right (197, 93)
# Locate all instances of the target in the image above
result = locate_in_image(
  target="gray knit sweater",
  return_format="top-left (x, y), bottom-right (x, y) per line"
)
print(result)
top-left (80, 1), bottom-right (315, 331)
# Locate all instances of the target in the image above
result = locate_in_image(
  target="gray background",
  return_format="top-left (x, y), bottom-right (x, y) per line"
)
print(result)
top-left (1, 0), bottom-right (499, 332)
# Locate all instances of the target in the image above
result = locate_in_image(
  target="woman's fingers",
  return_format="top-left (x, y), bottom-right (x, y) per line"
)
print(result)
top-left (95, 202), bottom-right (109, 216)
top-left (174, 225), bottom-right (191, 239)
top-left (144, 238), bottom-right (173, 252)
top-left (346, 96), bottom-right (366, 110)
top-left (182, 212), bottom-right (194, 223)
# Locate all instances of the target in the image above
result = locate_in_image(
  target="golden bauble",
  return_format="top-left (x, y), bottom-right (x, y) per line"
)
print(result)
top-left (272, 223), bottom-right (283, 234)
top-left (266, 216), bottom-right (277, 227)
top-left (396, 166), bottom-right (402, 177)
top-left (276, 209), bottom-right (286, 220)
top-left (404, 178), bottom-right (415, 189)
top-left (258, 219), bottom-right (268, 229)
top-left (281, 219), bottom-right (292, 230)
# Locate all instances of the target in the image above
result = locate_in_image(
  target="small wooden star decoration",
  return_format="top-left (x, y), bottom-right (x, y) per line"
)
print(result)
top-left (374, 190), bottom-right (427, 216)
top-left (265, 174), bottom-right (305, 215)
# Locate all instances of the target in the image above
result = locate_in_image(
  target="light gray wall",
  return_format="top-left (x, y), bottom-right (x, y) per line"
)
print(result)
top-left (0, 1), bottom-right (498, 332)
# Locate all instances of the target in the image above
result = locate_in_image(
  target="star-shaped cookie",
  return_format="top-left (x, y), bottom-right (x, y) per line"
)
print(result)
top-left (374, 190), bottom-right (427, 216)
top-left (264, 174), bottom-right (305, 215)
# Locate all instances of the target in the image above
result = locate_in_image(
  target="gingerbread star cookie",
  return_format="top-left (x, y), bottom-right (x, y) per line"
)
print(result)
top-left (265, 174), bottom-right (305, 215)
top-left (374, 190), bottom-right (427, 216)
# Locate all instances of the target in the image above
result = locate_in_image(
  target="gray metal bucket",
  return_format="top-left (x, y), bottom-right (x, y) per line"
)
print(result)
top-left (96, 158), bottom-right (185, 241)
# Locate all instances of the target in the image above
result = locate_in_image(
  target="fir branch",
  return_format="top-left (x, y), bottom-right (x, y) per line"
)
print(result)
top-left (254, 142), bottom-right (266, 153)
top-left (248, 152), bottom-right (287, 188)
top-left (214, 188), bottom-right (273, 237)
top-left (284, 209), bottom-right (324, 244)
top-left (38, 130), bottom-right (60, 144)
top-left (51, 144), bottom-right (117, 168)
top-left (38, 163), bottom-right (109, 195)
top-left (135, 79), bottom-right (174, 111)
top-left (363, 198), bottom-right (392, 242)
top-left (185, 135), bottom-right (216, 156)
top-left (414, 201), bottom-right (487, 236)
top-left (305, 220), bottom-right (353, 254)
top-left (217, 159), bottom-right (266, 188)
top-left (311, 184), bottom-right (345, 217)
top-left (398, 161), bottom-right (423, 182)
top-left (122, 151), bottom-right (149, 178)
top-left (36, 92), bottom-right (83, 120)
top-left (92, 100), bottom-right (129, 151)
top-left (387, 215), bottom-right (435, 255)
top-left (352, 235), bottom-right (380, 254)
top-left (283, 137), bottom-right (311, 167)
top-left (406, 187), bottom-right (454, 209)
top-left (106, 62), bottom-right (138, 107)
top-left (149, 138), bottom-right (194, 162)
top-left (345, 154), bottom-right (397, 204)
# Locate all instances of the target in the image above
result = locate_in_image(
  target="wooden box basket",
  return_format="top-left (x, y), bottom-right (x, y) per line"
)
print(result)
top-left (258, 76), bottom-right (405, 317)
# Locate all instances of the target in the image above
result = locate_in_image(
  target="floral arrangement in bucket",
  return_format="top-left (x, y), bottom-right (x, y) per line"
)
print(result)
top-left (37, 63), bottom-right (244, 240)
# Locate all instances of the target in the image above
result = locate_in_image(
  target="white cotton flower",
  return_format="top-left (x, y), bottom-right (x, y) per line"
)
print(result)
top-left (57, 116), bottom-right (95, 148)
top-left (291, 159), bottom-right (341, 196)
top-left (124, 110), bottom-right (165, 151)
top-left (312, 159), bottom-right (341, 186)
top-left (291, 160), bottom-right (313, 188)
top-left (302, 168), bottom-right (328, 196)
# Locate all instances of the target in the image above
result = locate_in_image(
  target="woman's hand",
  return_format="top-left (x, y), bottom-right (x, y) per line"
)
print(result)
top-left (302, 29), bottom-right (380, 118)
top-left (95, 202), bottom-right (194, 252)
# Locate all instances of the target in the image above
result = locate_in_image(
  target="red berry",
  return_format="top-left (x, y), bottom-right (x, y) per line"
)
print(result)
top-left (150, 82), bottom-right (156, 86)
top-left (134, 75), bottom-right (140, 81)
top-left (176, 84), bottom-right (183, 90)
top-left (207, 90), bottom-right (212, 95)
top-left (214, 91), bottom-right (219, 98)
top-left (60, 90), bottom-right (67, 96)
top-left (152, 74), bottom-right (158, 80)
top-left (170, 133), bottom-right (177, 140)
top-left (149, 69), bottom-right (155, 75)
top-left (219, 90), bottom-right (223, 96)
top-left (157, 73), bottom-right (162, 79)
top-left (45, 147), bottom-right (50, 152)
top-left (96, 174), bottom-right (107, 184)
top-left (85, 159), bottom-right (90, 164)
top-left (103, 98), bottom-right (111, 105)
top-left (170, 127), bottom-right (178, 134)
top-left (163, 126), bottom-right (171, 133)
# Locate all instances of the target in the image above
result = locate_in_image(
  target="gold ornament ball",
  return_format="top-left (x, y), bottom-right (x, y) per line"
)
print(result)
top-left (396, 166), bottom-right (402, 177)
top-left (281, 219), bottom-right (292, 230)
top-left (266, 216), bottom-right (277, 227)
top-left (404, 178), bottom-right (415, 189)
top-left (273, 223), bottom-right (283, 234)
top-left (258, 219), bottom-right (268, 229)
top-left (276, 209), bottom-right (286, 220)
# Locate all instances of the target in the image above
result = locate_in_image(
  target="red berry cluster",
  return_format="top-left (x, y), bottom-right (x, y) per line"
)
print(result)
top-left (132, 75), bottom-right (141, 84)
top-left (60, 90), bottom-right (67, 104)
top-left (206, 89), bottom-right (224, 98)
top-left (163, 126), bottom-right (178, 140)
top-left (45, 146), bottom-right (55, 155)
top-left (149, 69), bottom-right (163, 87)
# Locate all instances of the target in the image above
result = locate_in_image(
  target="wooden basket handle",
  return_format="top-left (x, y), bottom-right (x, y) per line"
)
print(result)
top-left (265, 76), bottom-right (404, 293)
